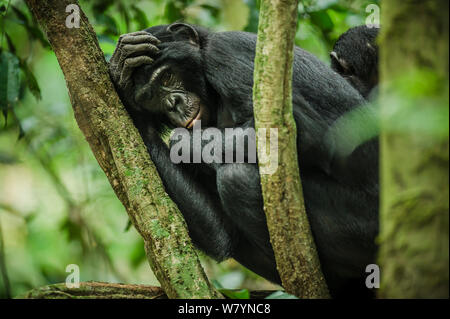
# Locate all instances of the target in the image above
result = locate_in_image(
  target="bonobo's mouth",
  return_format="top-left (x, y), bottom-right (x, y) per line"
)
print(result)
top-left (185, 106), bottom-right (202, 129)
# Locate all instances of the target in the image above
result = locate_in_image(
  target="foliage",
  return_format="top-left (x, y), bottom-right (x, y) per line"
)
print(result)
top-left (0, 0), bottom-right (376, 298)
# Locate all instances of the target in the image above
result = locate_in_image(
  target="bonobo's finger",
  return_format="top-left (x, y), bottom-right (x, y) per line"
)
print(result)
top-left (110, 31), bottom-right (160, 86)
top-left (119, 56), bottom-right (154, 88)
top-left (112, 32), bottom-right (156, 66)
top-left (122, 43), bottom-right (159, 58)
top-left (121, 34), bottom-right (161, 45)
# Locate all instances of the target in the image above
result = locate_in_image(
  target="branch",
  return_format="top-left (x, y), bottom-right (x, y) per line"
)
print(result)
top-left (252, 0), bottom-right (329, 298)
top-left (18, 282), bottom-right (166, 299)
top-left (25, 0), bottom-right (220, 299)
top-left (18, 282), bottom-right (276, 299)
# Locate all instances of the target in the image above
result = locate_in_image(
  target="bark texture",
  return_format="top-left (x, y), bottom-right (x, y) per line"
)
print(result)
top-left (252, 0), bottom-right (329, 298)
top-left (25, 0), bottom-right (220, 299)
top-left (18, 282), bottom-right (166, 299)
top-left (378, 0), bottom-right (449, 298)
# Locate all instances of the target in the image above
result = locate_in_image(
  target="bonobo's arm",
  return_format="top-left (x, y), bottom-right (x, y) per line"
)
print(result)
top-left (109, 32), bottom-right (237, 260)
top-left (141, 127), bottom-right (237, 260)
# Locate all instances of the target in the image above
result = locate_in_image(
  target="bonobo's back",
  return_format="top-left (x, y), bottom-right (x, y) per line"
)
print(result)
top-left (203, 29), bottom-right (365, 117)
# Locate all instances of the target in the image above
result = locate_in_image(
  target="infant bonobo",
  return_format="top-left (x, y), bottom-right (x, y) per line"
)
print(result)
top-left (331, 25), bottom-right (379, 99)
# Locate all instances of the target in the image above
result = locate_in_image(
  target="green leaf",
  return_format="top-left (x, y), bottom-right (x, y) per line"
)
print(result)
top-left (309, 11), bottom-right (334, 33)
top-left (200, 3), bottom-right (221, 18)
top-left (28, 25), bottom-right (51, 48)
top-left (12, 5), bottom-right (50, 48)
top-left (124, 219), bottom-right (132, 231)
top-left (219, 288), bottom-right (250, 299)
top-left (96, 13), bottom-right (119, 36)
top-left (118, 3), bottom-right (131, 33)
top-left (265, 291), bottom-right (299, 299)
top-left (129, 240), bottom-right (146, 268)
top-left (305, 0), bottom-right (339, 12)
top-left (11, 5), bottom-right (28, 24)
top-left (244, 0), bottom-right (260, 33)
top-left (19, 59), bottom-right (41, 100)
top-left (4, 32), bottom-right (16, 54)
top-left (92, 0), bottom-right (114, 15)
top-left (131, 5), bottom-right (149, 31)
top-left (0, 151), bottom-right (19, 164)
top-left (0, 0), bottom-right (9, 16)
top-left (0, 51), bottom-right (20, 113)
top-left (165, 0), bottom-right (188, 22)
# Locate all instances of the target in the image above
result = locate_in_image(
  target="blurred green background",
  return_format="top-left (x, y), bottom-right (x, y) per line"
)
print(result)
top-left (0, 0), bottom-right (378, 298)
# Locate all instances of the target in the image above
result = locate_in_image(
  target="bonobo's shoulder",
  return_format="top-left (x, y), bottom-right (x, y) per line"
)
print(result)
top-left (211, 30), bottom-right (257, 41)
top-left (206, 31), bottom-right (257, 54)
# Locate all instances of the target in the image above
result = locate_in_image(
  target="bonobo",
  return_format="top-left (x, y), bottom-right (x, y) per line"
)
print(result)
top-left (331, 25), bottom-right (379, 99)
top-left (109, 23), bottom-right (379, 298)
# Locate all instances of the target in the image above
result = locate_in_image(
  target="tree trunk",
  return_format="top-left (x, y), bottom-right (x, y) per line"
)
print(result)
top-left (378, 0), bottom-right (449, 298)
top-left (25, 0), bottom-right (221, 299)
top-left (252, 0), bottom-right (329, 298)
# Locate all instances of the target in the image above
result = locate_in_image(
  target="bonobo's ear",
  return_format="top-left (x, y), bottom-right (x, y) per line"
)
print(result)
top-left (167, 23), bottom-right (200, 46)
top-left (330, 51), bottom-right (350, 74)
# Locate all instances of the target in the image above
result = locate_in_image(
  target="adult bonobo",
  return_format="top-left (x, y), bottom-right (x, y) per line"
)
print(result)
top-left (109, 23), bottom-right (379, 298)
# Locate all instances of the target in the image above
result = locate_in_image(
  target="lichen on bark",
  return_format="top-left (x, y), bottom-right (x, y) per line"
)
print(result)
top-left (378, 0), bottom-right (449, 298)
top-left (252, 0), bottom-right (329, 298)
top-left (25, 0), bottom-right (221, 299)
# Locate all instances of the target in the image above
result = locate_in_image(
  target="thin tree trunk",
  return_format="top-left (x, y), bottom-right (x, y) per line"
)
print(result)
top-left (378, 0), bottom-right (449, 298)
top-left (25, 0), bottom-right (221, 299)
top-left (252, 0), bottom-right (329, 298)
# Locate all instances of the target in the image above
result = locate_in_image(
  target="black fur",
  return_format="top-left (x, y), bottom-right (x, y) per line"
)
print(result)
top-left (109, 23), bottom-right (379, 298)
top-left (331, 25), bottom-right (379, 98)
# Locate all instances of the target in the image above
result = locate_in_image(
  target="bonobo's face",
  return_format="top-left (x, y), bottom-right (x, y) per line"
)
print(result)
top-left (133, 64), bottom-right (207, 129)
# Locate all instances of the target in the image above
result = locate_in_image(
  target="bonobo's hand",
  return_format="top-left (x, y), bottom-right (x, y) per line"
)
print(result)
top-left (109, 31), bottom-right (161, 108)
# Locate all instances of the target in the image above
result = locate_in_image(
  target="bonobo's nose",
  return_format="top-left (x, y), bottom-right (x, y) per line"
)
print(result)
top-left (167, 93), bottom-right (186, 112)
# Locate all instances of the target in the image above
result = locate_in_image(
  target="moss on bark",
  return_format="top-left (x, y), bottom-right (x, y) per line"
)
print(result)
top-left (378, 0), bottom-right (449, 298)
top-left (252, 0), bottom-right (329, 298)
